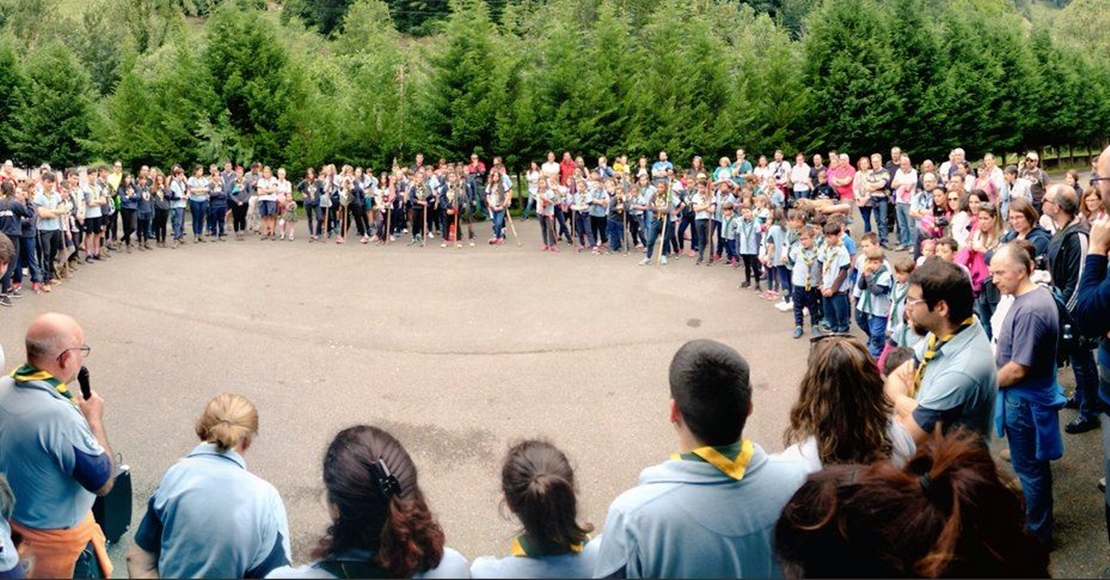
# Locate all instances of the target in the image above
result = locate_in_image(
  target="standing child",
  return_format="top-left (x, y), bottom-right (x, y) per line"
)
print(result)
top-left (281, 187), bottom-right (298, 241)
top-left (692, 181), bottom-right (713, 265)
top-left (736, 204), bottom-right (762, 290)
top-left (855, 245), bottom-right (893, 358)
top-left (818, 222), bottom-right (852, 333)
top-left (762, 209), bottom-right (789, 304)
top-left (721, 202), bottom-right (739, 265)
top-left (606, 180), bottom-right (624, 254)
top-left (788, 227), bottom-right (821, 338)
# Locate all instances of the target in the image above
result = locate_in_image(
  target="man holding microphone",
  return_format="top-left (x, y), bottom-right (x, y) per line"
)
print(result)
top-left (0, 313), bottom-right (116, 578)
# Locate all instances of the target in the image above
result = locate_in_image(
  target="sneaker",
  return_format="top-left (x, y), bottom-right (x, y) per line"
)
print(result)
top-left (1064, 397), bottom-right (1079, 410)
top-left (32, 283), bottom-right (42, 295)
top-left (1065, 415), bottom-right (1099, 434)
top-left (360, 236), bottom-right (368, 244)
top-left (42, 283), bottom-right (52, 293)
top-left (440, 242), bottom-right (447, 248)
top-left (740, 281), bottom-right (751, 289)
top-left (489, 238), bottom-right (497, 245)
top-left (469, 241), bottom-right (476, 247)
top-left (660, 255), bottom-right (667, 265)
top-left (0, 295), bottom-right (10, 307)
top-left (792, 326), bottom-right (804, 339)
top-left (638, 257), bottom-right (650, 266)
top-left (812, 325), bottom-right (822, 337)
top-left (9, 287), bottom-right (21, 298)
top-left (775, 300), bottom-right (792, 312)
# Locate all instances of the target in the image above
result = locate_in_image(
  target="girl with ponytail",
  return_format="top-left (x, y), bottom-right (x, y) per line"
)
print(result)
top-left (470, 440), bottom-right (597, 579)
top-left (774, 429), bottom-right (1049, 578)
top-left (128, 393), bottom-right (291, 579)
top-left (268, 425), bottom-right (469, 579)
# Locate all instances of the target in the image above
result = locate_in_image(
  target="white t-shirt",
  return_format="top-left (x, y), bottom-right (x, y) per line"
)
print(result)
top-left (778, 421), bottom-right (917, 473)
top-left (267, 547), bottom-right (469, 579)
top-left (256, 177), bottom-right (277, 202)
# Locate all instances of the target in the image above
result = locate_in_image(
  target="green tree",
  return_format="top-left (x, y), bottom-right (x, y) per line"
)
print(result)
top-left (0, 38), bottom-right (24, 161)
top-left (801, 0), bottom-right (904, 154)
top-left (66, 0), bottom-right (138, 96)
top-left (10, 42), bottom-right (95, 166)
top-left (205, 5), bottom-right (306, 165)
top-left (419, 0), bottom-right (506, 159)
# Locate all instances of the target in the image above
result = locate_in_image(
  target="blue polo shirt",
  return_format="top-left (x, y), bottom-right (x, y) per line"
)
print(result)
top-left (913, 321), bottom-right (998, 439)
top-left (134, 443), bottom-right (291, 579)
top-left (471, 539), bottom-right (599, 579)
top-left (593, 443), bottom-right (808, 579)
top-left (0, 375), bottom-right (110, 530)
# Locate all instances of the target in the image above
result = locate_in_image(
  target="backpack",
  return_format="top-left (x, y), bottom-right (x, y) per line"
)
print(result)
top-left (1047, 283), bottom-right (1099, 367)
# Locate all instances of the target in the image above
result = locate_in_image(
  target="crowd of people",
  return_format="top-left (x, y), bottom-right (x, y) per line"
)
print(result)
top-left (0, 143), bottom-right (1109, 578)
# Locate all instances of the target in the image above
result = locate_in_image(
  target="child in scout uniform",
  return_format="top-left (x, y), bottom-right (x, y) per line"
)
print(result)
top-left (788, 227), bottom-right (822, 338)
top-left (736, 204), bottom-right (762, 290)
top-left (819, 221), bottom-right (853, 333)
top-left (855, 245), bottom-right (894, 358)
top-left (594, 340), bottom-right (808, 579)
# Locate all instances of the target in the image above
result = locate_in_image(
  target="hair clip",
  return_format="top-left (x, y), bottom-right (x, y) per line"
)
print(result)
top-left (371, 456), bottom-right (402, 499)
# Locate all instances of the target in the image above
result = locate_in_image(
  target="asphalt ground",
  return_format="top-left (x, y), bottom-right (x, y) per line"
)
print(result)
top-left (0, 212), bottom-right (1105, 577)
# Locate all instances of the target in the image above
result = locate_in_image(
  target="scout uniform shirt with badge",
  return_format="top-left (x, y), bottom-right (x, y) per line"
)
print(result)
top-left (819, 240), bottom-right (852, 293)
top-left (912, 318), bottom-right (998, 439)
top-left (0, 367), bottom-right (111, 530)
top-left (470, 536), bottom-right (600, 579)
top-left (594, 440), bottom-right (808, 579)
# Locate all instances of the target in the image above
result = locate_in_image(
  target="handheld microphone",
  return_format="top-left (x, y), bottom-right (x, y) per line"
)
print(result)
top-left (78, 366), bottom-right (91, 400)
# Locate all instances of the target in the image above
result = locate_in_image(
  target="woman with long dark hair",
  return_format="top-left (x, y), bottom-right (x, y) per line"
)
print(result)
top-left (268, 426), bottom-right (468, 579)
top-left (471, 440), bottom-right (597, 578)
top-left (775, 429), bottom-right (1049, 578)
top-left (781, 336), bottom-right (914, 471)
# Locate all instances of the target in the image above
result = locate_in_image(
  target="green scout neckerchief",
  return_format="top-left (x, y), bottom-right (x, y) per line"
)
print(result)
top-left (671, 439), bottom-right (755, 481)
top-left (511, 534), bottom-right (587, 558)
top-left (11, 364), bottom-right (77, 407)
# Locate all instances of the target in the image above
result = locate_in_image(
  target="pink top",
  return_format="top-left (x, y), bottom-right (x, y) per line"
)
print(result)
top-left (829, 165), bottom-right (856, 202)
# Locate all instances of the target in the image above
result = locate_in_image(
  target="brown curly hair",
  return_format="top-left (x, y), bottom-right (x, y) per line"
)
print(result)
top-left (313, 425), bottom-right (445, 577)
top-left (783, 336), bottom-right (893, 465)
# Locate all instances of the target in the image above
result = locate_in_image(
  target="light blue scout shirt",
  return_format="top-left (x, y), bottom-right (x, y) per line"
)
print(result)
top-left (471, 538), bottom-right (600, 579)
top-left (788, 244), bottom-right (820, 289)
top-left (692, 193), bottom-right (712, 221)
top-left (856, 261), bottom-right (894, 317)
top-left (588, 185), bottom-right (609, 218)
top-left (169, 178), bottom-right (188, 209)
top-left (267, 547), bottom-right (470, 579)
top-left (187, 177), bottom-right (210, 202)
top-left (0, 475), bottom-right (21, 577)
top-left (736, 217), bottom-right (761, 255)
top-left (913, 320), bottom-right (998, 439)
top-left (134, 443), bottom-right (291, 579)
top-left (84, 185), bottom-right (103, 219)
top-left (593, 441), bottom-right (808, 579)
top-left (819, 242), bottom-right (852, 292)
top-left (0, 371), bottom-right (111, 530)
top-left (765, 224), bottom-right (788, 267)
top-left (34, 190), bottom-right (62, 232)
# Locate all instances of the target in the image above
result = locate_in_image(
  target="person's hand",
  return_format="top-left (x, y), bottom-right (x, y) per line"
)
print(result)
top-left (77, 389), bottom-right (105, 425)
top-left (1091, 217), bottom-right (1110, 256)
top-left (822, 287), bottom-right (833, 297)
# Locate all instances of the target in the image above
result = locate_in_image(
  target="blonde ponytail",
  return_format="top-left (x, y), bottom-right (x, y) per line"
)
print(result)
top-left (195, 393), bottom-right (259, 452)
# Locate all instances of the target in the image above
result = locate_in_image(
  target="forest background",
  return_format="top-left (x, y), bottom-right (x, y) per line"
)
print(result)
top-left (0, 0), bottom-right (1106, 177)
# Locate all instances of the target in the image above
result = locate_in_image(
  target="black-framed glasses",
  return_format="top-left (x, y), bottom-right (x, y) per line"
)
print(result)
top-left (57, 345), bottom-right (91, 362)
top-left (1091, 176), bottom-right (1110, 186)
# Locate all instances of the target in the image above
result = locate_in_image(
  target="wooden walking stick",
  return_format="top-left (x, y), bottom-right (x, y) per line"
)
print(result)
top-left (421, 197), bottom-right (427, 248)
top-left (655, 178), bottom-right (669, 267)
top-left (505, 201), bottom-right (522, 247)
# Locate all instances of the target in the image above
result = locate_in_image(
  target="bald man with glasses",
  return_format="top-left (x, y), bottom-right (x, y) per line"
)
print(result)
top-left (0, 313), bottom-right (116, 578)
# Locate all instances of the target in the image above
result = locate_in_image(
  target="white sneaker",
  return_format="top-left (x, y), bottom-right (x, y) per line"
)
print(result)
top-left (660, 256), bottom-right (668, 265)
top-left (638, 258), bottom-right (650, 266)
top-left (775, 300), bottom-right (792, 312)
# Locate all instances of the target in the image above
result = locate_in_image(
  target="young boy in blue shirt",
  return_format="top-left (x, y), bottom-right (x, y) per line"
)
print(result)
top-left (855, 245), bottom-right (894, 357)
top-left (818, 222), bottom-right (852, 333)
top-left (788, 227), bottom-right (822, 338)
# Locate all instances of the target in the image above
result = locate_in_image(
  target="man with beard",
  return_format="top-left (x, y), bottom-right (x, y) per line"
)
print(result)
top-left (883, 259), bottom-right (999, 445)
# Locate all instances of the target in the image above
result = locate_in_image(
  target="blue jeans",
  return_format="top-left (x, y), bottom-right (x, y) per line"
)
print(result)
top-left (859, 205), bottom-right (873, 234)
top-left (492, 210), bottom-right (505, 239)
top-left (523, 196), bottom-right (536, 219)
top-left (895, 203), bottom-right (912, 247)
top-left (855, 310), bottom-right (888, 358)
top-left (607, 220), bottom-right (623, 252)
top-left (1004, 394), bottom-right (1054, 544)
top-left (189, 199), bottom-right (208, 236)
top-left (872, 197), bottom-right (890, 246)
top-left (644, 219), bottom-right (669, 259)
top-left (1072, 349), bottom-right (1105, 418)
top-left (13, 235), bottom-right (40, 285)
top-left (823, 292), bottom-right (850, 333)
top-left (209, 205), bottom-right (227, 237)
top-left (305, 205), bottom-right (321, 237)
top-left (171, 207), bottom-right (186, 240)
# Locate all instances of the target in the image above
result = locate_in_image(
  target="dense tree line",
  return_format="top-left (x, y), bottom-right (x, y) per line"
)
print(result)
top-left (0, 0), bottom-right (1105, 176)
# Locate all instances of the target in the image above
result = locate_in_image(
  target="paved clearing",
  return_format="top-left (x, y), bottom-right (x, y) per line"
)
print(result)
top-left (0, 218), bottom-right (1104, 577)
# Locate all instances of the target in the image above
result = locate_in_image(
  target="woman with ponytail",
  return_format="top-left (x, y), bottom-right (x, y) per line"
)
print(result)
top-left (268, 425), bottom-right (468, 579)
top-left (127, 393), bottom-right (291, 579)
top-left (471, 440), bottom-right (597, 578)
top-left (774, 429), bottom-right (1049, 578)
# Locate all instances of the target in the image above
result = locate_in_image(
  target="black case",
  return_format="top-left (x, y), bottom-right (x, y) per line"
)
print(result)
top-left (92, 459), bottom-right (132, 544)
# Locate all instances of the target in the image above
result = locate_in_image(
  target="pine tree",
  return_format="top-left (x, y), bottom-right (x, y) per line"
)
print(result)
top-left (419, 0), bottom-right (505, 159)
top-left (0, 39), bottom-right (24, 161)
top-left (10, 42), bottom-right (95, 167)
